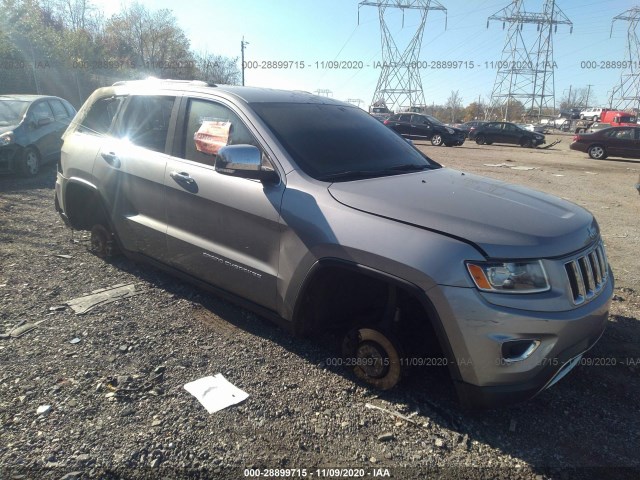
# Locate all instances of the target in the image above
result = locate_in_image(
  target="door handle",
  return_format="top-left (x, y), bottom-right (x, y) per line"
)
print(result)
top-left (101, 152), bottom-right (120, 168)
top-left (170, 171), bottom-right (195, 184)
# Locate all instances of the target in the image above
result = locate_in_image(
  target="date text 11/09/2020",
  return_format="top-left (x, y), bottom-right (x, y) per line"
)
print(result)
top-left (244, 468), bottom-right (392, 478)
top-left (324, 357), bottom-right (470, 368)
top-left (240, 60), bottom-right (563, 70)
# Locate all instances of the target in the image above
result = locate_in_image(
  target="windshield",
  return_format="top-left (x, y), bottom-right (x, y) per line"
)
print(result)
top-left (251, 103), bottom-right (439, 181)
top-left (423, 115), bottom-right (443, 125)
top-left (0, 100), bottom-right (29, 126)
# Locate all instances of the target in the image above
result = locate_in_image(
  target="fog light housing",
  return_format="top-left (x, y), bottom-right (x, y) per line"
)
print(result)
top-left (501, 339), bottom-right (540, 363)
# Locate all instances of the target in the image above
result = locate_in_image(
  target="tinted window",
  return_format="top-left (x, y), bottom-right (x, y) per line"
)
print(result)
top-left (182, 98), bottom-right (259, 166)
top-left (118, 96), bottom-right (175, 152)
top-left (411, 115), bottom-right (428, 125)
top-left (251, 103), bottom-right (438, 180)
top-left (423, 115), bottom-right (443, 125)
top-left (611, 128), bottom-right (633, 139)
top-left (398, 114), bottom-right (411, 123)
top-left (49, 99), bottom-right (69, 120)
top-left (504, 123), bottom-right (516, 132)
top-left (79, 96), bottom-right (125, 135)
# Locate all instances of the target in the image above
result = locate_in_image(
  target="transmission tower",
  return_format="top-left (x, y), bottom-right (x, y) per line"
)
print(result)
top-left (486, 0), bottom-right (572, 122)
top-left (608, 6), bottom-right (640, 111)
top-left (358, 1), bottom-right (447, 112)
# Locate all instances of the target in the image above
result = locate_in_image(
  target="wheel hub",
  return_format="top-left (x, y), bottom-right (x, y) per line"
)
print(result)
top-left (356, 341), bottom-right (389, 379)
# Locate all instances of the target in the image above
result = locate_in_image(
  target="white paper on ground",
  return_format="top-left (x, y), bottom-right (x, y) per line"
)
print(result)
top-left (184, 374), bottom-right (249, 414)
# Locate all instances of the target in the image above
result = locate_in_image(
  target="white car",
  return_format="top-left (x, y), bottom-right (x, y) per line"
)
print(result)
top-left (580, 107), bottom-right (606, 121)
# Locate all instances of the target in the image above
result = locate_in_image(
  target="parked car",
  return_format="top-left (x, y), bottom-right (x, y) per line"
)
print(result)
top-left (0, 94), bottom-right (76, 175)
top-left (469, 121), bottom-right (545, 147)
top-left (570, 126), bottom-right (640, 160)
top-left (558, 108), bottom-right (581, 119)
top-left (458, 120), bottom-right (488, 138)
top-left (384, 113), bottom-right (465, 146)
top-left (56, 80), bottom-right (613, 408)
top-left (580, 107), bottom-right (607, 121)
top-left (370, 106), bottom-right (392, 122)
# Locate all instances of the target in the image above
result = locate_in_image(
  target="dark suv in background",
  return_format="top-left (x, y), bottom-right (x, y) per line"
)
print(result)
top-left (55, 80), bottom-right (612, 408)
top-left (0, 94), bottom-right (76, 175)
top-left (384, 113), bottom-right (465, 147)
top-left (469, 121), bottom-right (545, 148)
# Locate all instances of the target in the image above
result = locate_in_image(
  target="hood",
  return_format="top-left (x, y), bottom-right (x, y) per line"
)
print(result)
top-left (328, 169), bottom-right (596, 259)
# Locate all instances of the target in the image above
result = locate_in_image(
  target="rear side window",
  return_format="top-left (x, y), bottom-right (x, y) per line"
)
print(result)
top-left (49, 99), bottom-right (69, 120)
top-left (398, 114), bottom-right (411, 123)
top-left (78, 96), bottom-right (125, 135)
top-left (181, 98), bottom-right (259, 165)
top-left (117, 96), bottom-right (175, 153)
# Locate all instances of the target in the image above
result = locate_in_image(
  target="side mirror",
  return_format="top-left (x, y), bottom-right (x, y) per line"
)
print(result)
top-left (215, 145), bottom-right (279, 183)
top-left (37, 117), bottom-right (52, 127)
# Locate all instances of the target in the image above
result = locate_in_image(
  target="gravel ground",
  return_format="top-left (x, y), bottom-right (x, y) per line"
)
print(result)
top-left (1, 135), bottom-right (639, 480)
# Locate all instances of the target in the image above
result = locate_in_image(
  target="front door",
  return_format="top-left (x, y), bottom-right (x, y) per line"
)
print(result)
top-left (164, 97), bottom-right (284, 311)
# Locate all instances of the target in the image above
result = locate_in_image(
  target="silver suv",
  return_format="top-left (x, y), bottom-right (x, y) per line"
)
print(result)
top-left (55, 80), bottom-right (613, 408)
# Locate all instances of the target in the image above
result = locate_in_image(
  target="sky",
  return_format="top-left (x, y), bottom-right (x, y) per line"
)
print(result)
top-left (100, 0), bottom-right (637, 110)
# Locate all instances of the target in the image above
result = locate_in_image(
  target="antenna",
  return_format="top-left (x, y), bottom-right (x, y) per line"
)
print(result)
top-left (608, 6), bottom-right (640, 112)
top-left (485, 0), bottom-right (572, 122)
top-left (358, 0), bottom-right (447, 112)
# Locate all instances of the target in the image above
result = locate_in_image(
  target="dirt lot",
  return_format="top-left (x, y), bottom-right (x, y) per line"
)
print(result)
top-left (0, 132), bottom-right (639, 480)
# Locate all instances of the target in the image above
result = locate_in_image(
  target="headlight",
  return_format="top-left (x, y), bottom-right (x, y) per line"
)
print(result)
top-left (445, 127), bottom-right (454, 134)
top-left (0, 131), bottom-right (14, 146)
top-left (466, 260), bottom-right (550, 293)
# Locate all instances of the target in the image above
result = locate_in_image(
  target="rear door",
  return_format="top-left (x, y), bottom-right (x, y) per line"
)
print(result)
top-left (605, 127), bottom-right (635, 157)
top-left (163, 96), bottom-right (284, 310)
top-left (93, 95), bottom-right (178, 258)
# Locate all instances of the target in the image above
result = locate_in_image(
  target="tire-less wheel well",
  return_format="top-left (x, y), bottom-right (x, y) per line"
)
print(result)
top-left (64, 184), bottom-right (107, 231)
top-left (295, 266), bottom-right (443, 359)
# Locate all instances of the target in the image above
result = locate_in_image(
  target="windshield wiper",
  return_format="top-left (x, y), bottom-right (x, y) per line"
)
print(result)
top-left (387, 163), bottom-right (433, 171)
top-left (318, 170), bottom-right (389, 182)
top-left (319, 164), bottom-right (432, 182)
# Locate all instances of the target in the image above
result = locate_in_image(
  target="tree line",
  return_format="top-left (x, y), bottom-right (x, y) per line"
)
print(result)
top-left (0, 0), bottom-right (240, 106)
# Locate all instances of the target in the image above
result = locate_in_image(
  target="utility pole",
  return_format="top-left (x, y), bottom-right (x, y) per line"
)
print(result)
top-left (585, 84), bottom-right (592, 108)
top-left (241, 36), bottom-right (249, 86)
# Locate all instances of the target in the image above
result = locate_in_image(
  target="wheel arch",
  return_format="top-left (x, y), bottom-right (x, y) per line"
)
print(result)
top-left (291, 258), bottom-right (462, 382)
top-left (62, 178), bottom-right (110, 231)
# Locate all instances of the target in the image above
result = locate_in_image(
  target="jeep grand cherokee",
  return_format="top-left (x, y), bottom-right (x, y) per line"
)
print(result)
top-left (55, 80), bottom-right (613, 408)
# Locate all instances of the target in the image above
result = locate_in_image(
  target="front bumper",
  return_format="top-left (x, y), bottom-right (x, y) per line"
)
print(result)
top-left (428, 270), bottom-right (613, 408)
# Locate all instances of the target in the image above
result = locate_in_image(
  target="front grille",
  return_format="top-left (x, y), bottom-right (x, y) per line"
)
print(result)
top-left (564, 241), bottom-right (609, 305)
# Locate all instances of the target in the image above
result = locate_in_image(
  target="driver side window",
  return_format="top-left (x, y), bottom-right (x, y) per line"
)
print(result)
top-left (182, 98), bottom-right (266, 167)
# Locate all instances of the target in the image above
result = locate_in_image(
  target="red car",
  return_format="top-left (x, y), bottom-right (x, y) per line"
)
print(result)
top-left (570, 126), bottom-right (640, 160)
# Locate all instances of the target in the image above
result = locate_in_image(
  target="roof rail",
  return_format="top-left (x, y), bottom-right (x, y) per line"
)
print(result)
top-left (112, 78), bottom-right (216, 87)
